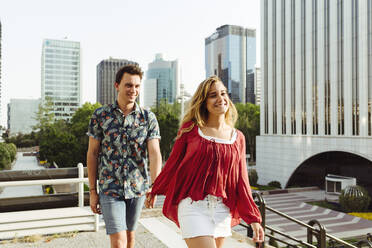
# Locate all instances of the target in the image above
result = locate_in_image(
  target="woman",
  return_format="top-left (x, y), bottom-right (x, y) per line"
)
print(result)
top-left (146, 76), bottom-right (264, 248)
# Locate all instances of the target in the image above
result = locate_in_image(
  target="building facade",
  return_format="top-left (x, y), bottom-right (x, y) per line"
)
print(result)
top-left (7, 99), bottom-right (41, 135)
top-left (145, 54), bottom-right (179, 106)
top-left (41, 39), bottom-right (81, 121)
top-left (254, 67), bottom-right (261, 105)
top-left (0, 21), bottom-right (2, 124)
top-left (205, 25), bottom-right (256, 103)
top-left (96, 58), bottom-right (138, 105)
top-left (257, 0), bottom-right (372, 192)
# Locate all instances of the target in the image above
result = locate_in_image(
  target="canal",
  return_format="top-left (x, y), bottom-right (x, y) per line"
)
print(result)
top-left (0, 152), bottom-right (44, 198)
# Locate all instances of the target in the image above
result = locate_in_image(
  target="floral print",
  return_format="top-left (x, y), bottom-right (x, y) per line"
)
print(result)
top-left (87, 101), bottom-right (160, 199)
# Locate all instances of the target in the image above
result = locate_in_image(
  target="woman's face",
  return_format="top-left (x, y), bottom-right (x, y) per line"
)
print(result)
top-left (205, 81), bottom-right (229, 116)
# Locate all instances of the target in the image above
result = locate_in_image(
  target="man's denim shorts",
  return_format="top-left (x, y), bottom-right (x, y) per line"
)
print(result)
top-left (99, 193), bottom-right (146, 235)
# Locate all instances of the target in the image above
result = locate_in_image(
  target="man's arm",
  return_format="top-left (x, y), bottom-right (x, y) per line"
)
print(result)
top-left (146, 138), bottom-right (162, 208)
top-left (147, 138), bottom-right (162, 184)
top-left (87, 136), bottom-right (101, 214)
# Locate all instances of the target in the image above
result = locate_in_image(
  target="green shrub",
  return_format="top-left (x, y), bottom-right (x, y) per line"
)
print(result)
top-left (339, 185), bottom-right (371, 212)
top-left (0, 143), bottom-right (11, 170)
top-left (5, 143), bottom-right (17, 162)
top-left (268, 181), bottom-right (282, 189)
top-left (248, 169), bottom-right (258, 186)
top-left (269, 231), bottom-right (279, 248)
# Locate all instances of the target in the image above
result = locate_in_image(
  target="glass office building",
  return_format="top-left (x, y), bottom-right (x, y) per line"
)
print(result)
top-left (41, 39), bottom-right (81, 120)
top-left (146, 54), bottom-right (179, 105)
top-left (205, 25), bottom-right (256, 103)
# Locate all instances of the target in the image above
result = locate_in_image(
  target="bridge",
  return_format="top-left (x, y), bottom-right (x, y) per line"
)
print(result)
top-left (0, 154), bottom-right (372, 247)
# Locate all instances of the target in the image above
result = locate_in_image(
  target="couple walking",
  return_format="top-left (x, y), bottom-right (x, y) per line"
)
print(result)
top-left (87, 64), bottom-right (264, 248)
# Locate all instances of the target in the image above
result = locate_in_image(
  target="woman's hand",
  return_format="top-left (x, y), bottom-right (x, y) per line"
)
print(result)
top-left (251, 222), bottom-right (265, 243)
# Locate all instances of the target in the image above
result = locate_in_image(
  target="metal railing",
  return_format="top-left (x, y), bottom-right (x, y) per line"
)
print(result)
top-left (0, 163), bottom-right (87, 208)
top-left (240, 192), bottom-right (372, 248)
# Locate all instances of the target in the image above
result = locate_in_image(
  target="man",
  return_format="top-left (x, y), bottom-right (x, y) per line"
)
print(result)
top-left (87, 64), bottom-right (162, 248)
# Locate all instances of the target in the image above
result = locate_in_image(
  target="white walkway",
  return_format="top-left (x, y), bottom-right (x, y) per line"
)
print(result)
top-left (0, 153), bottom-right (44, 199)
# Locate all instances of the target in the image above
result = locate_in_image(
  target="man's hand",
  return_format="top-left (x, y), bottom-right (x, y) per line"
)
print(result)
top-left (251, 222), bottom-right (265, 243)
top-left (145, 189), bottom-right (157, 208)
top-left (90, 191), bottom-right (101, 214)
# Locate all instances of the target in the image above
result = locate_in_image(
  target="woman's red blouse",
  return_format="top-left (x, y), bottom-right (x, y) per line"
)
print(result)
top-left (151, 121), bottom-right (262, 227)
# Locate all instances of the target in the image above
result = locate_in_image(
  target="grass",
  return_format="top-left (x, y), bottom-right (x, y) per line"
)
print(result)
top-left (255, 184), bottom-right (278, 191)
top-left (306, 200), bottom-right (341, 211)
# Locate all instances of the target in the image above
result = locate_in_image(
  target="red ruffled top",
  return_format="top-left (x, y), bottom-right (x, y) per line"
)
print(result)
top-left (151, 121), bottom-right (262, 227)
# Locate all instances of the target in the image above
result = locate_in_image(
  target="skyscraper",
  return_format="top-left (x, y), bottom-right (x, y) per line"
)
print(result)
top-left (41, 39), bottom-right (81, 120)
top-left (257, 0), bottom-right (372, 192)
top-left (96, 58), bottom-right (138, 105)
top-left (145, 54), bottom-right (179, 106)
top-left (205, 25), bottom-right (256, 103)
top-left (0, 21), bottom-right (2, 124)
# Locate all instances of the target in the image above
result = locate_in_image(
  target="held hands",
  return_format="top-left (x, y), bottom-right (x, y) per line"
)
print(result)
top-left (251, 222), bottom-right (265, 243)
top-left (145, 188), bottom-right (157, 208)
top-left (89, 191), bottom-right (102, 214)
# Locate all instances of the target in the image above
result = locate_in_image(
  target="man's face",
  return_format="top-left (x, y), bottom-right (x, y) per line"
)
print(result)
top-left (114, 73), bottom-right (141, 104)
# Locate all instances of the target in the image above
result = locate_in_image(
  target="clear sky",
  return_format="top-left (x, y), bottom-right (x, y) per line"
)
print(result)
top-left (0, 0), bottom-right (260, 126)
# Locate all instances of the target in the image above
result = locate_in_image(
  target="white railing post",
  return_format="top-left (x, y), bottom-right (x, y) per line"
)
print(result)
top-left (78, 163), bottom-right (84, 207)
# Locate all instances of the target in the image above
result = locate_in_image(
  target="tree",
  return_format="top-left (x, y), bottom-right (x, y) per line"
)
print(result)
top-left (69, 102), bottom-right (102, 166)
top-left (37, 101), bottom-right (101, 168)
top-left (235, 103), bottom-right (260, 162)
top-left (151, 100), bottom-right (180, 160)
top-left (33, 96), bottom-right (55, 131)
top-left (38, 120), bottom-right (79, 167)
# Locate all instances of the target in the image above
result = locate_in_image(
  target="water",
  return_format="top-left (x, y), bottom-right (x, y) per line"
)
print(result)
top-left (0, 152), bottom-right (45, 198)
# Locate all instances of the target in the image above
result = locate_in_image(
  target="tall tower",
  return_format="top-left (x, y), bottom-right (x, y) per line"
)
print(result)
top-left (258, 0), bottom-right (372, 193)
top-left (41, 39), bottom-right (81, 120)
top-left (0, 21), bottom-right (2, 123)
top-left (205, 25), bottom-right (256, 103)
top-left (96, 58), bottom-right (138, 105)
top-left (145, 54), bottom-right (179, 107)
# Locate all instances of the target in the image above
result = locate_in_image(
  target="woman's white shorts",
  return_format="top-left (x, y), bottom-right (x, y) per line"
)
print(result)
top-left (177, 195), bottom-right (232, 239)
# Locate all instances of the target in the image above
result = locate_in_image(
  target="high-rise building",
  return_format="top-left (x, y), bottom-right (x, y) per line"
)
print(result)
top-left (257, 0), bottom-right (372, 193)
top-left (145, 54), bottom-right (179, 106)
top-left (205, 25), bottom-right (256, 103)
top-left (96, 58), bottom-right (138, 105)
top-left (254, 67), bottom-right (261, 105)
top-left (7, 98), bottom-right (41, 135)
top-left (0, 21), bottom-right (2, 124)
top-left (41, 39), bottom-right (81, 121)
top-left (142, 78), bottom-right (157, 109)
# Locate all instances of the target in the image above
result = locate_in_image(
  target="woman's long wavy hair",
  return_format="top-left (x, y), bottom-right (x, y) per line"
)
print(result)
top-left (178, 76), bottom-right (238, 138)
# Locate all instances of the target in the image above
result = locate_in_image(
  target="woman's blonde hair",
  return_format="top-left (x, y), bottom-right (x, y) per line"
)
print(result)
top-left (180, 75), bottom-right (238, 130)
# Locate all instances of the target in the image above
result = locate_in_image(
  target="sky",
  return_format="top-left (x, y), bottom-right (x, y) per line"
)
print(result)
top-left (0, 0), bottom-right (260, 126)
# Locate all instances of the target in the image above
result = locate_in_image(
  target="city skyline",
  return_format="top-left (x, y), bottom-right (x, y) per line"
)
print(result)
top-left (0, 0), bottom-right (260, 126)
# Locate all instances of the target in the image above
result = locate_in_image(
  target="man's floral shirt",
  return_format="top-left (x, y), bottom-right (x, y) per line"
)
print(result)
top-left (87, 102), bottom-right (160, 199)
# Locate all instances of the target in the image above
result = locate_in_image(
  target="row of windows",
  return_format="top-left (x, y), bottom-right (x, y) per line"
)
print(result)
top-left (45, 64), bottom-right (79, 70)
top-left (54, 102), bottom-right (78, 107)
top-left (45, 75), bottom-right (79, 80)
top-left (263, 0), bottom-right (370, 137)
top-left (44, 54), bottom-right (80, 61)
top-left (45, 70), bottom-right (79, 76)
top-left (45, 91), bottom-right (79, 96)
top-left (45, 60), bottom-right (78, 66)
top-left (45, 49), bottom-right (79, 55)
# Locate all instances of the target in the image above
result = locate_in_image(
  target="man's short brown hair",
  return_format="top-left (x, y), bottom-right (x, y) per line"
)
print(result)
top-left (115, 64), bottom-right (143, 84)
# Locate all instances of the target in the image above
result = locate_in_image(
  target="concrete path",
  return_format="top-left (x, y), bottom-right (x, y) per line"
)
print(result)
top-left (0, 153), bottom-right (44, 199)
top-left (233, 190), bottom-right (372, 243)
top-left (0, 207), bottom-right (256, 248)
